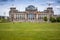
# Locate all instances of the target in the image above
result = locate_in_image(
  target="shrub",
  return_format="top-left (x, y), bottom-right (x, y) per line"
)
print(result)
top-left (56, 17), bottom-right (60, 22)
top-left (50, 17), bottom-right (56, 22)
top-left (44, 16), bottom-right (47, 21)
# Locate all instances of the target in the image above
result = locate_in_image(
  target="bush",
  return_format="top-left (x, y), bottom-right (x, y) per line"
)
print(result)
top-left (44, 16), bottom-right (47, 21)
top-left (50, 17), bottom-right (56, 22)
top-left (56, 17), bottom-right (60, 22)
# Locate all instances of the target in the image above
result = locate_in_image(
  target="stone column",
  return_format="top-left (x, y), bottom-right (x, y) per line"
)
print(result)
top-left (36, 14), bottom-right (38, 22)
top-left (47, 14), bottom-right (50, 22)
top-left (25, 14), bottom-right (27, 22)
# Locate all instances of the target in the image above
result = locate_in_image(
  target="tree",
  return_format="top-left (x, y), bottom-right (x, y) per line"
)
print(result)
top-left (0, 17), bottom-right (1, 22)
top-left (50, 17), bottom-right (56, 22)
top-left (56, 17), bottom-right (60, 22)
top-left (44, 16), bottom-right (47, 21)
top-left (0, 17), bottom-right (9, 23)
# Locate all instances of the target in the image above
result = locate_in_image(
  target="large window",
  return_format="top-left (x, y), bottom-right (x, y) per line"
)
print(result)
top-left (27, 13), bottom-right (36, 20)
top-left (38, 14), bottom-right (47, 20)
top-left (16, 14), bottom-right (25, 20)
top-left (38, 15), bottom-right (43, 20)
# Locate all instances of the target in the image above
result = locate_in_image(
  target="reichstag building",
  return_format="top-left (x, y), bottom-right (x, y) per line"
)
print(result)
top-left (9, 5), bottom-right (54, 22)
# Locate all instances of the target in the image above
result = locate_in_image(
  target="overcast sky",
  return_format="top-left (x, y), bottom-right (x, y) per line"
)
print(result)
top-left (0, 0), bottom-right (60, 16)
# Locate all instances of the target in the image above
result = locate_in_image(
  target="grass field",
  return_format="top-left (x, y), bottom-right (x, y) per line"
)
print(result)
top-left (0, 22), bottom-right (60, 40)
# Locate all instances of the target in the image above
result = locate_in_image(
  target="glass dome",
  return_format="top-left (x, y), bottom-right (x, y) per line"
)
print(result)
top-left (26, 5), bottom-right (37, 11)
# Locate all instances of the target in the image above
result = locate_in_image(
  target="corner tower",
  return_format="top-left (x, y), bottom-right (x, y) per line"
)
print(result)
top-left (9, 4), bottom-right (16, 22)
top-left (47, 3), bottom-right (54, 22)
top-left (47, 3), bottom-right (54, 16)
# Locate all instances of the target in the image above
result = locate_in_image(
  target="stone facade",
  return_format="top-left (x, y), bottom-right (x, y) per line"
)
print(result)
top-left (9, 5), bottom-right (54, 22)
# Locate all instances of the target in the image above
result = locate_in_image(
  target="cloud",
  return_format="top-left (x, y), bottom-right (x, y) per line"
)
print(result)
top-left (0, 0), bottom-right (8, 2)
top-left (47, 0), bottom-right (60, 6)
top-left (0, 0), bottom-right (15, 5)
top-left (0, 0), bottom-right (14, 2)
top-left (55, 0), bottom-right (60, 3)
top-left (55, 5), bottom-right (60, 10)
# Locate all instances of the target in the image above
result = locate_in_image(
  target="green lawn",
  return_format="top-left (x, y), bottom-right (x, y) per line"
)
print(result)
top-left (0, 22), bottom-right (60, 40)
